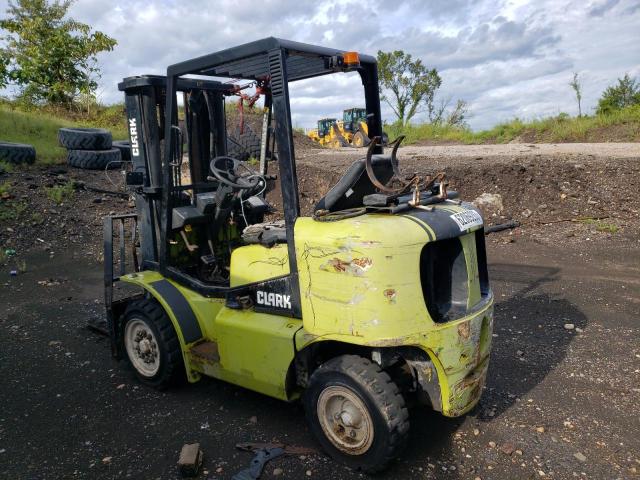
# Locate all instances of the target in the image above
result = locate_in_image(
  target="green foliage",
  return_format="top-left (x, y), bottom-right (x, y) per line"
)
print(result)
top-left (46, 180), bottom-right (75, 204)
top-left (377, 50), bottom-right (441, 126)
top-left (596, 74), bottom-right (640, 115)
top-left (387, 105), bottom-right (640, 145)
top-left (569, 72), bottom-right (583, 117)
top-left (0, 0), bottom-right (117, 106)
top-left (0, 160), bottom-right (15, 174)
top-left (0, 180), bottom-right (12, 196)
top-left (0, 199), bottom-right (26, 221)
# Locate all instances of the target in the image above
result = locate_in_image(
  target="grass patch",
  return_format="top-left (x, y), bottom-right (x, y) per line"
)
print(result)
top-left (0, 180), bottom-right (11, 197)
top-left (577, 218), bottom-right (620, 233)
top-left (0, 200), bottom-right (27, 222)
top-left (46, 181), bottom-right (75, 204)
top-left (0, 101), bottom-right (128, 165)
top-left (385, 105), bottom-right (640, 145)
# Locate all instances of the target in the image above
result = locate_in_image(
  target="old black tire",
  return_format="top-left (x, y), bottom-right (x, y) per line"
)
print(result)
top-left (112, 140), bottom-right (132, 161)
top-left (67, 148), bottom-right (121, 169)
top-left (121, 299), bottom-right (184, 390)
top-left (304, 355), bottom-right (409, 473)
top-left (0, 141), bottom-right (36, 165)
top-left (58, 127), bottom-right (112, 150)
top-left (227, 125), bottom-right (261, 162)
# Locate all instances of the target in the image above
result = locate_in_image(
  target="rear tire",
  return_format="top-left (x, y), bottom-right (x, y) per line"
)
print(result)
top-left (303, 355), bottom-right (409, 473)
top-left (121, 298), bottom-right (184, 390)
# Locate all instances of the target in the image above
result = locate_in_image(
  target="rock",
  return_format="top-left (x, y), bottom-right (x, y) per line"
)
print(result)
top-left (306, 470), bottom-right (312, 476)
top-left (473, 193), bottom-right (504, 216)
top-left (521, 208), bottom-right (533, 218)
top-left (473, 428), bottom-right (480, 436)
top-left (116, 384), bottom-right (126, 389)
top-left (573, 452), bottom-right (587, 462)
top-left (564, 323), bottom-right (575, 330)
top-left (500, 443), bottom-right (515, 455)
top-left (177, 443), bottom-right (203, 477)
top-left (536, 426), bottom-right (545, 433)
top-left (488, 441), bottom-right (496, 448)
top-left (273, 468), bottom-right (283, 476)
top-left (575, 327), bottom-right (583, 333)
top-left (249, 416), bottom-right (258, 424)
top-left (102, 457), bottom-right (112, 464)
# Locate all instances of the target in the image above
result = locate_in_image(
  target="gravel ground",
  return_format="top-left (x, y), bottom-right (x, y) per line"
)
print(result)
top-left (1, 143), bottom-right (639, 479)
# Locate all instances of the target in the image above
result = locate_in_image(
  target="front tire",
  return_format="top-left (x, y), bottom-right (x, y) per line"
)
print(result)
top-left (121, 299), bottom-right (184, 389)
top-left (303, 355), bottom-right (409, 473)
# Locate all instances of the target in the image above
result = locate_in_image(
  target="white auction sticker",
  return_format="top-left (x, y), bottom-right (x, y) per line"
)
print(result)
top-left (450, 210), bottom-right (483, 231)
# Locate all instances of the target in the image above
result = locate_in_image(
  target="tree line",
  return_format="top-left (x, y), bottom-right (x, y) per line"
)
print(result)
top-left (0, 0), bottom-right (638, 125)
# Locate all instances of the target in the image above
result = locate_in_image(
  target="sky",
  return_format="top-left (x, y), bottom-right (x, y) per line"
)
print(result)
top-left (1, 0), bottom-right (639, 130)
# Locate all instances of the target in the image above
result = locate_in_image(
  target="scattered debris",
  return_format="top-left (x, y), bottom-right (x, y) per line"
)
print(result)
top-left (232, 447), bottom-right (284, 480)
top-left (500, 443), bottom-right (515, 455)
top-left (485, 220), bottom-right (520, 235)
top-left (236, 442), bottom-right (316, 456)
top-left (574, 452), bottom-right (587, 462)
top-left (564, 323), bottom-right (575, 330)
top-left (177, 443), bottom-right (203, 478)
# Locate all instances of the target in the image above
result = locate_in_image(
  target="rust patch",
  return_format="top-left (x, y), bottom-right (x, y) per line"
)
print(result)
top-left (383, 288), bottom-right (397, 304)
top-left (322, 257), bottom-right (373, 276)
top-left (457, 321), bottom-right (471, 340)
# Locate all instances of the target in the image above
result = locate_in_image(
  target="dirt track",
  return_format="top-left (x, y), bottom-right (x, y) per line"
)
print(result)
top-left (1, 143), bottom-right (639, 479)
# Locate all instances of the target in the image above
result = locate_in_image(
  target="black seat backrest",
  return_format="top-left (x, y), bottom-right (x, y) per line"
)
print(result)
top-left (315, 155), bottom-right (395, 212)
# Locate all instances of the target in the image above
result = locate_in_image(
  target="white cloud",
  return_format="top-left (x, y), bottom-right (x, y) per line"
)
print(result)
top-left (0, 0), bottom-right (638, 130)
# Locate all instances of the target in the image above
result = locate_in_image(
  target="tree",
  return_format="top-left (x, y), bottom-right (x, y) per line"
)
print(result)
top-left (377, 50), bottom-right (441, 126)
top-left (596, 74), bottom-right (640, 115)
top-left (0, 0), bottom-right (116, 106)
top-left (569, 72), bottom-right (582, 117)
top-left (428, 97), bottom-right (469, 127)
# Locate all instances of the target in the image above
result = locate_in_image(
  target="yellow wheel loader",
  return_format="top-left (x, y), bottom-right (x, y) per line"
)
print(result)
top-left (307, 118), bottom-right (349, 148)
top-left (106, 38), bottom-right (494, 474)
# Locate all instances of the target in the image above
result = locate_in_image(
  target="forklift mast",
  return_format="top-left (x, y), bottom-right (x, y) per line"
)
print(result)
top-left (117, 75), bottom-right (233, 267)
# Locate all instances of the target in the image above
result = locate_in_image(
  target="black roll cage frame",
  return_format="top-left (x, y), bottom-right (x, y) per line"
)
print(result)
top-left (157, 37), bottom-right (384, 314)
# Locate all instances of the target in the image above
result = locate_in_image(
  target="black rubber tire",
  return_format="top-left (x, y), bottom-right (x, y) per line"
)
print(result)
top-left (353, 130), bottom-right (370, 148)
top-left (112, 140), bottom-right (132, 161)
top-left (303, 355), bottom-right (409, 473)
top-left (226, 125), bottom-right (261, 162)
top-left (0, 141), bottom-right (36, 165)
top-left (67, 148), bottom-right (121, 170)
top-left (58, 127), bottom-right (112, 150)
top-left (120, 298), bottom-right (184, 390)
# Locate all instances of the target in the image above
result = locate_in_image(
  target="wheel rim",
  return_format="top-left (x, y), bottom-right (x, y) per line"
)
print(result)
top-left (124, 318), bottom-right (160, 377)
top-left (354, 134), bottom-right (363, 147)
top-left (317, 385), bottom-right (374, 455)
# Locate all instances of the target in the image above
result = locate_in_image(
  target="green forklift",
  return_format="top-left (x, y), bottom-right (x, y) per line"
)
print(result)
top-left (106, 37), bottom-right (493, 472)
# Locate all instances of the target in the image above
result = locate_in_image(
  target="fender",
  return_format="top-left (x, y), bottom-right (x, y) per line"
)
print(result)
top-left (119, 271), bottom-right (204, 382)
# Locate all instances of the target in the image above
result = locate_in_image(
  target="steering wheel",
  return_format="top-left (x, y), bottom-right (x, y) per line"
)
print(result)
top-left (209, 156), bottom-right (262, 190)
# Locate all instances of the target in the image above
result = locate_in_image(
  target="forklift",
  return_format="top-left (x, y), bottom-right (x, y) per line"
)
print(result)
top-left (105, 38), bottom-right (493, 473)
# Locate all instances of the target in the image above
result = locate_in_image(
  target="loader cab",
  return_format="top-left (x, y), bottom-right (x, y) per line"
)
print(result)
top-left (317, 118), bottom-right (336, 137)
top-left (342, 107), bottom-right (367, 132)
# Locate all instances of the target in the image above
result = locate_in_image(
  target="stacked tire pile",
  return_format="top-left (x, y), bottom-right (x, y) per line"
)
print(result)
top-left (58, 127), bottom-right (129, 170)
top-left (226, 125), bottom-right (262, 162)
top-left (0, 141), bottom-right (36, 166)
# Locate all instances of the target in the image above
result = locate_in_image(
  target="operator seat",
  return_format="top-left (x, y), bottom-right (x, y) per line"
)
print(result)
top-left (314, 155), bottom-right (395, 212)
